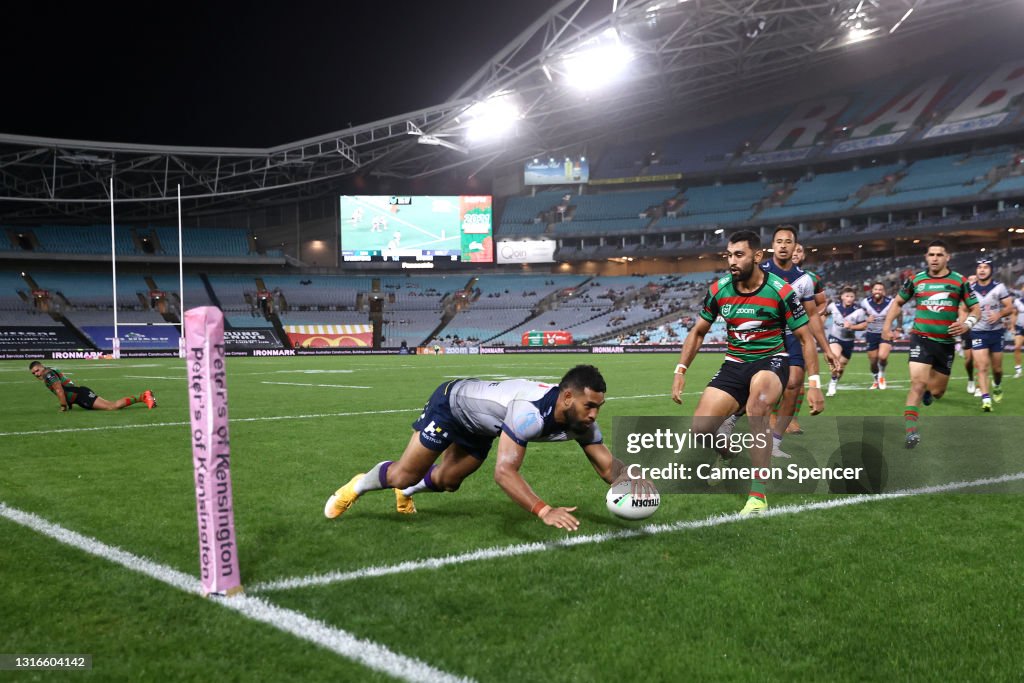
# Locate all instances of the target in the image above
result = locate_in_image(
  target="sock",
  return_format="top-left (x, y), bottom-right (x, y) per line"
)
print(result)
top-left (830, 374), bottom-right (839, 382)
top-left (400, 465), bottom-right (440, 497)
top-left (793, 386), bottom-right (804, 418)
top-left (904, 406), bottom-right (919, 434)
top-left (122, 396), bottom-right (136, 406)
top-left (982, 393), bottom-right (991, 400)
top-left (879, 361), bottom-right (887, 378)
top-left (749, 474), bottom-right (767, 501)
top-left (355, 460), bottom-right (393, 494)
top-left (772, 432), bottom-right (783, 446)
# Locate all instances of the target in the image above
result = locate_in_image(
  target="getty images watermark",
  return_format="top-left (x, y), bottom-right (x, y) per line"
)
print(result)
top-left (613, 416), bottom-right (1023, 495)
top-left (623, 427), bottom-right (865, 486)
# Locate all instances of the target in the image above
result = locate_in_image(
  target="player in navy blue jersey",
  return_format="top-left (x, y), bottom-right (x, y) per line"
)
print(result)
top-left (1011, 293), bottom-right (1024, 378)
top-left (861, 282), bottom-right (901, 390)
top-left (825, 287), bottom-right (868, 396)
top-left (968, 257), bottom-right (1014, 411)
top-left (324, 365), bottom-right (642, 532)
top-left (759, 226), bottom-right (838, 454)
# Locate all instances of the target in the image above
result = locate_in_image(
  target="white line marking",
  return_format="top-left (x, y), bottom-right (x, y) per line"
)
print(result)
top-left (0, 502), bottom-right (472, 683)
top-left (251, 471), bottom-right (1024, 593)
top-left (0, 408), bottom-right (420, 438)
top-left (261, 381), bottom-right (372, 389)
top-left (125, 375), bottom-right (187, 380)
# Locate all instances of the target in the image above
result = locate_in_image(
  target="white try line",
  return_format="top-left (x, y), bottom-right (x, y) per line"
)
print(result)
top-left (262, 381), bottom-right (372, 389)
top-left (0, 502), bottom-right (472, 683)
top-left (251, 471), bottom-right (1024, 594)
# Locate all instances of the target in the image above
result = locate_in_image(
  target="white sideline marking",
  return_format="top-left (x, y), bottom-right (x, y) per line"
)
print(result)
top-left (0, 408), bottom-right (419, 438)
top-left (262, 381), bottom-right (372, 389)
top-left (0, 503), bottom-right (472, 683)
top-left (251, 472), bottom-right (1024, 593)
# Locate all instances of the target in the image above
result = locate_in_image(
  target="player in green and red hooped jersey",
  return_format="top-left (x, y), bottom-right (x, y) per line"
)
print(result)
top-left (882, 239), bottom-right (979, 449)
top-left (671, 230), bottom-right (826, 515)
top-left (29, 362), bottom-right (156, 411)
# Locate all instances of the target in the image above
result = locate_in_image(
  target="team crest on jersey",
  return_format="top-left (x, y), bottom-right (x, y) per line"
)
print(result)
top-left (720, 303), bottom-right (733, 317)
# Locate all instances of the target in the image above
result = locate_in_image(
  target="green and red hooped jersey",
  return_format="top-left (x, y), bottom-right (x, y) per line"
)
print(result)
top-left (898, 270), bottom-right (978, 344)
top-left (43, 368), bottom-right (76, 395)
top-left (699, 272), bottom-right (809, 362)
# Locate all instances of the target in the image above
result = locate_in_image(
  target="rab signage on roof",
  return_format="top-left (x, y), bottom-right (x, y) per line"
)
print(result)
top-left (495, 239), bottom-right (557, 264)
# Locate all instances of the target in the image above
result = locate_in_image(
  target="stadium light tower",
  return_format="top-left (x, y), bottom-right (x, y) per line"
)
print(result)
top-left (560, 27), bottom-right (634, 91)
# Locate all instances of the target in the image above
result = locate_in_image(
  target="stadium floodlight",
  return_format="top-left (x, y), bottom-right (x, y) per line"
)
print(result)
top-left (846, 26), bottom-right (880, 44)
top-left (464, 91), bottom-right (521, 144)
top-left (561, 28), bottom-right (634, 91)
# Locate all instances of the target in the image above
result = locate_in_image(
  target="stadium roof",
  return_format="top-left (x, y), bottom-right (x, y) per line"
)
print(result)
top-left (0, 0), bottom-right (1018, 222)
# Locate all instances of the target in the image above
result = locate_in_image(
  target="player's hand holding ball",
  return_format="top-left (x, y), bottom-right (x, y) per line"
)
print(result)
top-left (606, 479), bottom-right (660, 520)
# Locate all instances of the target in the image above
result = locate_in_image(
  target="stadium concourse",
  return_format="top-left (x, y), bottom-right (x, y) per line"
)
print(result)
top-left (4, 0), bottom-right (1024, 680)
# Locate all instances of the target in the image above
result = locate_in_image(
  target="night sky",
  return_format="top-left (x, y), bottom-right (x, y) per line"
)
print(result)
top-left (1, 1), bottom-right (554, 148)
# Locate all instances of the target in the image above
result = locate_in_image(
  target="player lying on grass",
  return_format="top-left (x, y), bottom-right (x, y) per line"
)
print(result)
top-left (29, 361), bottom-right (156, 412)
top-left (324, 364), bottom-right (646, 531)
top-left (670, 230), bottom-right (825, 516)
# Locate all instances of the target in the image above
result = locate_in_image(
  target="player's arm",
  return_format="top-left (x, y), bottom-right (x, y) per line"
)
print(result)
top-left (802, 296), bottom-right (840, 374)
top-left (581, 442), bottom-right (626, 484)
top-left (672, 316), bottom-right (712, 404)
top-left (493, 432), bottom-right (579, 531)
top-left (793, 324), bottom-right (824, 414)
top-left (994, 294), bottom-right (1014, 325)
top-left (881, 292), bottom-right (908, 341)
top-left (52, 384), bottom-right (70, 411)
top-left (950, 300), bottom-right (981, 337)
top-left (583, 442), bottom-right (658, 498)
top-left (847, 315), bottom-right (869, 332)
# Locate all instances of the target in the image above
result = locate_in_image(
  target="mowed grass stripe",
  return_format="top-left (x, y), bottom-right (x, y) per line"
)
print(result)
top-left (251, 471), bottom-right (1024, 593)
top-left (0, 502), bottom-right (472, 683)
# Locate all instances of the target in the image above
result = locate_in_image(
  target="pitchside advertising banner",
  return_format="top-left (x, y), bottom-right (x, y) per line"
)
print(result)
top-left (284, 324), bottom-right (373, 348)
top-left (223, 328), bottom-right (282, 350)
top-left (0, 327), bottom-right (82, 351)
top-left (613, 416), bottom-right (1024, 495)
top-left (82, 326), bottom-right (180, 350)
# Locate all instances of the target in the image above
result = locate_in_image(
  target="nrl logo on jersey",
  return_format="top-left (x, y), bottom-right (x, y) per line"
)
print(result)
top-left (720, 304), bottom-right (758, 318)
top-left (731, 320), bottom-right (763, 342)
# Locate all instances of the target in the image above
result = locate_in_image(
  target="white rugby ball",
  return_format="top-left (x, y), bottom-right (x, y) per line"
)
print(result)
top-left (606, 480), bottom-right (660, 520)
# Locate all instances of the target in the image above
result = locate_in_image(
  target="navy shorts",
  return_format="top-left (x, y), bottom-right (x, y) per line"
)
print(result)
top-left (1015, 325), bottom-right (1023, 337)
top-left (411, 380), bottom-right (494, 459)
top-left (865, 332), bottom-right (891, 352)
top-left (961, 330), bottom-right (973, 347)
top-left (828, 336), bottom-right (855, 360)
top-left (783, 332), bottom-right (804, 368)
top-left (908, 334), bottom-right (955, 376)
top-left (69, 386), bottom-right (98, 409)
top-left (707, 355), bottom-right (789, 408)
top-left (971, 330), bottom-right (1005, 354)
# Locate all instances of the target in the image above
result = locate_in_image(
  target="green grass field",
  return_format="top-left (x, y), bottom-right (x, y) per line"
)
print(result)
top-left (2, 353), bottom-right (1023, 681)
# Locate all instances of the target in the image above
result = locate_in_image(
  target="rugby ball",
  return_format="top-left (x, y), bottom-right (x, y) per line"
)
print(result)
top-left (606, 480), bottom-right (660, 520)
